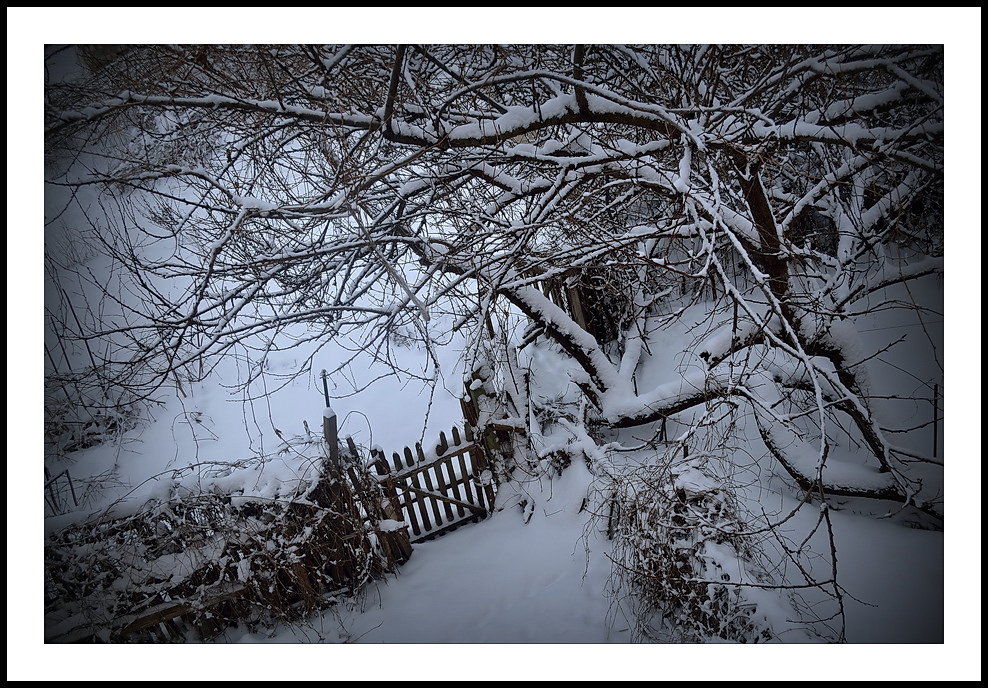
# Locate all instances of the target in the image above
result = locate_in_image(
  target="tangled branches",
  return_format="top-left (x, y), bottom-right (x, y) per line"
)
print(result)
top-left (45, 452), bottom-right (403, 642)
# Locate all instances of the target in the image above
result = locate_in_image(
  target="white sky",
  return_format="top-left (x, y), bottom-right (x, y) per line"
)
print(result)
top-left (10, 7), bottom-right (981, 681)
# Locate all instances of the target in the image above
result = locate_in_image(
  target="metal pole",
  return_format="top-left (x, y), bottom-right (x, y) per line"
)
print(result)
top-left (320, 369), bottom-right (331, 408)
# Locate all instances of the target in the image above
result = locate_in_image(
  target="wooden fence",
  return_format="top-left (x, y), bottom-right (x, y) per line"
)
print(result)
top-left (370, 425), bottom-right (496, 543)
top-left (108, 419), bottom-right (496, 641)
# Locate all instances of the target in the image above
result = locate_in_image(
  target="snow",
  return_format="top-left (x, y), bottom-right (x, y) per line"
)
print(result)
top-left (235, 457), bottom-right (621, 644)
top-left (361, 521), bottom-right (607, 642)
top-left (39, 211), bottom-right (944, 653)
top-left (8, 16), bottom-right (980, 680)
top-left (829, 508), bottom-right (943, 643)
top-left (376, 519), bottom-right (407, 532)
top-left (510, 285), bottom-right (623, 391)
top-left (204, 277), bottom-right (946, 647)
top-left (673, 142), bottom-right (692, 194)
top-left (233, 195), bottom-right (279, 211)
top-left (753, 118), bottom-right (944, 147)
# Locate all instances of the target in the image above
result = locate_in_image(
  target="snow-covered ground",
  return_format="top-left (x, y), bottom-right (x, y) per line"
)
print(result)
top-left (33, 180), bottom-right (953, 656)
top-left (233, 467), bottom-right (622, 645)
top-left (39, 281), bottom-right (945, 646)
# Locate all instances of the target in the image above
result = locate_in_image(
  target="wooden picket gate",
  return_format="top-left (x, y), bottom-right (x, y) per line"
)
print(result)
top-left (370, 425), bottom-right (496, 543)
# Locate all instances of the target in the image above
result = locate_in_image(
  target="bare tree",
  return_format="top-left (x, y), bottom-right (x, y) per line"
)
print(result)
top-left (46, 44), bottom-right (943, 640)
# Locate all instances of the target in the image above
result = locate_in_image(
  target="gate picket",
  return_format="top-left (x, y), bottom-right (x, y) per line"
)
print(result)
top-left (371, 424), bottom-right (496, 542)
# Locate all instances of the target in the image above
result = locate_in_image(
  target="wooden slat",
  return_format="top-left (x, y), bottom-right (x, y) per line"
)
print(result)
top-left (383, 476), bottom-right (403, 523)
top-left (420, 460), bottom-right (445, 529)
top-left (407, 469), bottom-right (431, 532)
top-left (414, 442), bottom-right (442, 529)
top-left (291, 562), bottom-right (318, 608)
top-left (457, 452), bottom-right (475, 507)
top-left (391, 451), bottom-right (403, 472)
top-left (443, 456), bottom-right (466, 518)
top-left (345, 465), bottom-right (374, 516)
top-left (415, 442), bottom-right (442, 528)
top-left (463, 444), bottom-right (487, 511)
top-left (470, 441), bottom-right (498, 509)
top-left (432, 457), bottom-right (456, 521)
top-left (372, 447), bottom-right (390, 475)
top-left (341, 468), bottom-right (374, 565)
top-left (482, 476), bottom-right (496, 511)
top-left (342, 472), bottom-right (364, 521)
top-left (472, 474), bottom-right (487, 512)
top-left (345, 437), bottom-right (360, 463)
top-left (121, 587), bottom-right (247, 638)
top-left (489, 422), bottom-right (526, 434)
top-left (461, 395), bottom-right (479, 428)
top-left (566, 284), bottom-right (588, 332)
top-left (403, 446), bottom-right (415, 468)
top-left (400, 476), bottom-right (422, 537)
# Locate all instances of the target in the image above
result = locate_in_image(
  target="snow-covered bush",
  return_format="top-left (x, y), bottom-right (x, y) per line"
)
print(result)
top-left (605, 457), bottom-right (783, 643)
top-left (45, 452), bottom-right (401, 642)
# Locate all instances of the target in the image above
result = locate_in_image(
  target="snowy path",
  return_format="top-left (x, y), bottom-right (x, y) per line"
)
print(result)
top-left (238, 493), bottom-right (625, 644)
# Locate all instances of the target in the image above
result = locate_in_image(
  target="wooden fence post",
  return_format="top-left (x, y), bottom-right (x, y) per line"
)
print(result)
top-left (565, 283), bottom-right (589, 333)
top-left (320, 370), bottom-right (341, 466)
top-left (323, 406), bottom-right (340, 466)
